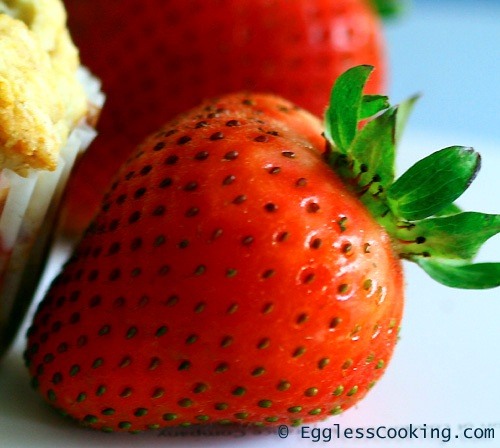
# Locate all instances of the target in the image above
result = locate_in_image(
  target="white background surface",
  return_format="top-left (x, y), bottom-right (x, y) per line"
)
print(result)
top-left (1, 1), bottom-right (499, 447)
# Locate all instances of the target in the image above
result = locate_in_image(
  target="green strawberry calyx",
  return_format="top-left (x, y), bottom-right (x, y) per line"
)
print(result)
top-left (324, 65), bottom-right (500, 289)
top-left (368, 0), bottom-right (407, 20)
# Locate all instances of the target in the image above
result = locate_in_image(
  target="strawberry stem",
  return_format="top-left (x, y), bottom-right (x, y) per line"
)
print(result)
top-left (324, 66), bottom-right (500, 289)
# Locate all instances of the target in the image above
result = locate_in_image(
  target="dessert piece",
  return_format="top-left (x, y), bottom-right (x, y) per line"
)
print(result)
top-left (0, 0), bottom-right (104, 358)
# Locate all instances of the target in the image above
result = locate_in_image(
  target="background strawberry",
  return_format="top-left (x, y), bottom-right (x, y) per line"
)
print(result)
top-left (25, 67), bottom-right (500, 432)
top-left (59, 0), bottom-right (387, 235)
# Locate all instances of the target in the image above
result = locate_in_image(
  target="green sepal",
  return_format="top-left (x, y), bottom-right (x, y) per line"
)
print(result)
top-left (325, 65), bottom-right (375, 153)
top-left (397, 212), bottom-right (500, 260)
top-left (416, 259), bottom-right (500, 290)
top-left (360, 95), bottom-right (390, 120)
top-left (369, 0), bottom-right (408, 20)
top-left (350, 106), bottom-right (397, 192)
top-left (386, 146), bottom-right (481, 221)
top-left (395, 94), bottom-right (419, 144)
top-left (433, 202), bottom-right (462, 217)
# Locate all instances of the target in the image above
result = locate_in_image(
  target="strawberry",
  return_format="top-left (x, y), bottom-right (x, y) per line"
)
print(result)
top-left (25, 66), bottom-right (500, 432)
top-left (60, 0), bottom-right (388, 235)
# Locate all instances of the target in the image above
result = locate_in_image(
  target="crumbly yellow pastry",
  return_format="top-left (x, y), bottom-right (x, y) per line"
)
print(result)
top-left (0, 0), bottom-right (88, 176)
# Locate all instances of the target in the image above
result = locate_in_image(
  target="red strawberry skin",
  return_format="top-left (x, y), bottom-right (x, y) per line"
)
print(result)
top-left (60, 0), bottom-right (386, 235)
top-left (26, 93), bottom-right (402, 431)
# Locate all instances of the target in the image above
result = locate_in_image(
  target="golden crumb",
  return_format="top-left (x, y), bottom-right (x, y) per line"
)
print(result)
top-left (0, 0), bottom-right (88, 175)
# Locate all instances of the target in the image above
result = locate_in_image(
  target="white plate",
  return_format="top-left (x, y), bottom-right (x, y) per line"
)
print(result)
top-left (1, 131), bottom-right (499, 448)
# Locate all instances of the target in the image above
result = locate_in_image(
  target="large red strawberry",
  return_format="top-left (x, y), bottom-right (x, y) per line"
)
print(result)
top-left (60, 0), bottom-right (389, 236)
top-left (25, 67), bottom-right (500, 432)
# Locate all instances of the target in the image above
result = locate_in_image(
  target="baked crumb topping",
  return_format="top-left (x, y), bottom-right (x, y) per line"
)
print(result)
top-left (0, 0), bottom-right (88, 175)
